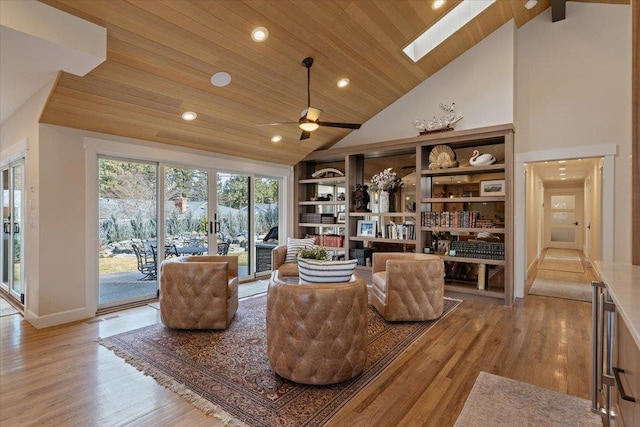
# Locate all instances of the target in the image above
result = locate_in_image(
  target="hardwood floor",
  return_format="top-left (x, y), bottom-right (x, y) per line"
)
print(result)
top-left (0, 264), bottom-right (597, 427)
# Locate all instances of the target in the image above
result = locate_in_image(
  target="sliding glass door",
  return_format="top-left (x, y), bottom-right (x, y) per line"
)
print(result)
top-left (1, 160), bottom-right (24, 303)
top-left (98, 158), bottom-right (158, 307)
top-left (164, 166), bottom-right (210, 258)
top-left (217, 173), bottom-right (250, 278)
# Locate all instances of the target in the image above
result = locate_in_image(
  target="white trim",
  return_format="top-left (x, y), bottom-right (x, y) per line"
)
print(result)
top-left (25, 306), bottom-right (94, 329)
top-left (514, 144), bottom-right (616, 299)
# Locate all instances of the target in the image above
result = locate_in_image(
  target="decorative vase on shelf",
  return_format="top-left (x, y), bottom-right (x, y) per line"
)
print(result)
top-left (379, 190), bottom-right (390, 213)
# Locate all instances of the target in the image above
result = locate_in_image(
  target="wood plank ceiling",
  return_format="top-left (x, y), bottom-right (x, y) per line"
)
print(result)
top-left (38, 0), bottom-right (623, 166)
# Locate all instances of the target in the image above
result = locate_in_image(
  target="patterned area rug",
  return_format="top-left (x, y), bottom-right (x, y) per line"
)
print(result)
top-left (100, 295), bottom-right (460, 426)
top-left (454, 372), bottom-right (602, 426)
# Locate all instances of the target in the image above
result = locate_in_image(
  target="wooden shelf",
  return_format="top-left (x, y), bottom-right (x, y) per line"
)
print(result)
top-left (421, 196), bottom-right (504, 203)
top-left (421, 164), bottom-right (505, 176)
top-left (421, 227), bottom-right (505, 233)
top-left (439, 255), bottom-right (505, 266)
top-left (298, 176), bottom-right (346, 185)
top-left (298, 223), bottom-right (346, 228)
top-left (349, 211), bottom-right (417, 217)
top-left (350, 236), bottom-right (416, 244)
top-left (298, 201), bottom-right (346, 206)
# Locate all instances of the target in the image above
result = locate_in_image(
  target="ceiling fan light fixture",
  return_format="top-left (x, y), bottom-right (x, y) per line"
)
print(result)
top-left (524, 0), bottom-right (537, 10)
top-left (299, 120), bottom-right (319, 132)
top-left (181, 111), bottom-right (197, 121)
top-left (251, 26), bottom-right (269, 42)
top-left (337, 78), bottom-right (350, 88)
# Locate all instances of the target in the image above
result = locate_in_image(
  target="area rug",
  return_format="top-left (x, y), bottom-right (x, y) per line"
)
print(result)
top-left (529, 270), bottom-right (592, 302)
top-left (100, 294), bottom-right (460, 426)
top-left (454, 372), bottom-right (602, 427)
top-left (539, 249), bottom-right (585, 273)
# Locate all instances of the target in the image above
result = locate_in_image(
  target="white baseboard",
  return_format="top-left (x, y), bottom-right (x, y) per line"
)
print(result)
top-left (25, 306), bottom-right (95, 329)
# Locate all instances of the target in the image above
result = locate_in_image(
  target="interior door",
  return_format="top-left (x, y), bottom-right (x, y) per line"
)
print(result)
top-left (544, 188), bottom-right (584, 250)
top-left (1, 160), bottom-right (25, 303)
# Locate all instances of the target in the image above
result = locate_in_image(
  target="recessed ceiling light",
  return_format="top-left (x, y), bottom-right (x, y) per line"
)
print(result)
top-left (271, 135), bottom-right (282, 143)
top-left (559, 173), bottom-right (566, 176)
top-left (211, 72), bottom-right (232, 87)
top-left (337, 78), bottom-right (350, 88)
top-left (559, 160), bottom-right (567, 163)
top-left (432, 0), bottom-right (446, 10)
top-left (560, 177), bottom-right (567, 180)
top-left (524, 0), bottom-right (537, 10)
top-left (251, 26), bottom-right (269, 42)
top-left (559, 167), bottom-right (566, 171)
top-left (181, 111), bottom-right (197, 121)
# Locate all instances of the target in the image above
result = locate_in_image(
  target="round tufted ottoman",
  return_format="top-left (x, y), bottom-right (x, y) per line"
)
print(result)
top-left (266, 270), bottom-right (368, 385)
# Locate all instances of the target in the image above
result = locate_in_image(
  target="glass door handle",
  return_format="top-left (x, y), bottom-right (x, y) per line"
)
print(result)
top-left (3, 222), bottom-right (9, 234)
top-left (14, 222), bottom-right (19, 233)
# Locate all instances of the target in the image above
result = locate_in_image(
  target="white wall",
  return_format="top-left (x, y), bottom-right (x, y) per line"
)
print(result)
top-left (333, 20), bottom-right (515, 148)
top-left (0, 77), bottom-right (57, 322)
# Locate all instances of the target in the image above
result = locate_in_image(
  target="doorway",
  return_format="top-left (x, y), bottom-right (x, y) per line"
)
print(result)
top-left (1, 159), bottom-right (25, 305)
top-left (544, 188), bottom-right (584, 250)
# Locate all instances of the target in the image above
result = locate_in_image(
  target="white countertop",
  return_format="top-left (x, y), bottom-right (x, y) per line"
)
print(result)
top-left (593, 261), bottom-right (640, 350)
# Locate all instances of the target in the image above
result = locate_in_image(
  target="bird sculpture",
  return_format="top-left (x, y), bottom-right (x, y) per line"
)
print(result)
top-left (469, 150), bottom-right (496, 166)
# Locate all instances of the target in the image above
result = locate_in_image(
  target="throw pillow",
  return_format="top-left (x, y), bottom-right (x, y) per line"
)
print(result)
top-left (285, 237), bottom-right (315, 264)
top-left (297, 258), bottom-right (358, 284)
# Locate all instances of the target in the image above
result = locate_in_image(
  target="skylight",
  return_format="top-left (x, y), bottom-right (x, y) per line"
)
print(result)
top-left (403, 0), bottom-right (496, 63)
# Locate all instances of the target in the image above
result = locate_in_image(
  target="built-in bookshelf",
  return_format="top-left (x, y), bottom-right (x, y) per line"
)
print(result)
top-left (297, 124), bottom-right (514, 304)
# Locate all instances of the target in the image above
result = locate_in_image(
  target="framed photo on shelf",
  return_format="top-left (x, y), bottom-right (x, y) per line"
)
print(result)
top-left (357, 220), bottom-right (376, 237)
top-left (480, 179), bottom-right (505, 197)
top-left (336, 212), bottom-right (346, 223)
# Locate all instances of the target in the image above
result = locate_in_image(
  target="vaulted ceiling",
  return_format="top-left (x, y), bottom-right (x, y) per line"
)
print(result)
top-left (37, 0), bottom-right (625, 166)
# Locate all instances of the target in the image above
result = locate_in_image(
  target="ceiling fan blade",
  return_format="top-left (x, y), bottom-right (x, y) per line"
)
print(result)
top-left (317, 121), bottom-right (362, 130)
top-left (300, 131), bottom-right (311, 140)
top-left (256, 122), bottom-right (298, 126)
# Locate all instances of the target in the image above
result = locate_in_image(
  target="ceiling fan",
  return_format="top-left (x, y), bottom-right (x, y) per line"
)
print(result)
top-left (258, 57), bottom-right (362, 140)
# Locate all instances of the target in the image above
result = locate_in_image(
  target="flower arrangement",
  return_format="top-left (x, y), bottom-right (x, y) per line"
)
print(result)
top-left (296, 245), bottom-right (331, 261)
top-left (370, 168), bottom-right (403, 192)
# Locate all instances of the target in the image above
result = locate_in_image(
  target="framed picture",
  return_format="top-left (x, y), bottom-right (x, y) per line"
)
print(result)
top-left (480, 179), bottom-right (505, 197)
top-left (357, 220), bottom-right (376, 237)
top-left (336, 212), bottom-right (346, 223)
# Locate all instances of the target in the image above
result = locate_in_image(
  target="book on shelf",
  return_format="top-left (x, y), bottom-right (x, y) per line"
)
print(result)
top-left (421, 211), bottom-right (480, 228)
top-left (380, 223), bottom-right (415, 240)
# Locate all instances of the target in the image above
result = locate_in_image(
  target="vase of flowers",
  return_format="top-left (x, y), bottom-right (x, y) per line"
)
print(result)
top-left (370, 168), bottom-right (402, 213)
top-left (296, 245), bottom-right (331, 261)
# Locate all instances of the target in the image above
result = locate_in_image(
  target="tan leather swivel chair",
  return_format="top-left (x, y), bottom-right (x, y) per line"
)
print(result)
top-left (271, 244), bottom-right (299, 277)
top-left (160, 256), bottom-right (239, 329)
top-left (371, 253), bottom-right (445, 321)
top-left (266, 270), bottom-right (368, 385)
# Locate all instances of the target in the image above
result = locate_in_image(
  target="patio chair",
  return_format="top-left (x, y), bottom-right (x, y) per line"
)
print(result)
top-left (132, 240), bottom-right (156, 280)
top-left (217, 242), bottom-right (230, 255)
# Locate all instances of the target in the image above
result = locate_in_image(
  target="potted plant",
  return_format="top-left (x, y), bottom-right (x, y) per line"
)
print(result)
top-left (296, 246), bottom-right (331, 262)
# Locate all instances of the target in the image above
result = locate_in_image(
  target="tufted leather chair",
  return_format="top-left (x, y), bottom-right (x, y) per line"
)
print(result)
top-left (271, 244), bottom-right (299, 277)
top-left (160, 256), bottom-right (239, 329)
top-left (371, 253), bottom-right (445, 322)
top-left (266, 270), bottom-right (368, 385)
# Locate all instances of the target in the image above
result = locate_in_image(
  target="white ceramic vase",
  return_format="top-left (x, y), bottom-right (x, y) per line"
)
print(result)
top-left (379, 190), bottom-right (389, 213)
